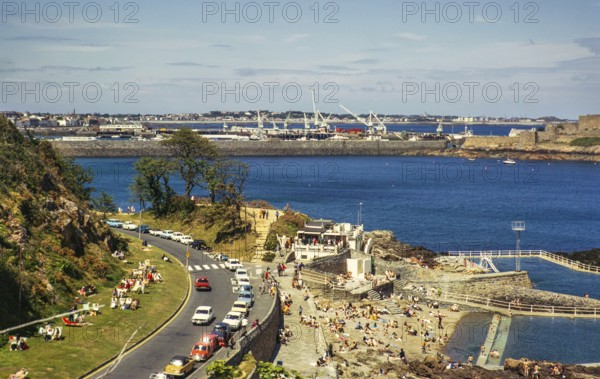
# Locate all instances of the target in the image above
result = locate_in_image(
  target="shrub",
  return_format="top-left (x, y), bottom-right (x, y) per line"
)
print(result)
top-left (262, 252), bottom-right (276, 262)
top-left (570, 137), bottom-right (600, 147)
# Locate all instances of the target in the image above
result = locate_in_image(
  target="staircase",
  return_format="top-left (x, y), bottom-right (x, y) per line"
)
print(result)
top-left (383, 299), bottom-right (404, 315)
top-left (244, 207), bottom-right (277, 263)
top-left (367, 289), bottom-right (381, 300)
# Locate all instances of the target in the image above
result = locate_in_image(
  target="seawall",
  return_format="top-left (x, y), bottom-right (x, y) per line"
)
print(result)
top-left (50, 140), bottom-right (447, 157)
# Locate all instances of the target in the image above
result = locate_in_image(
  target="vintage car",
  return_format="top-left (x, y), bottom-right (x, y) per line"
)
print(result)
top-left (200, 332), bottom-right (219, 351)
top-left (231, 300), bottom-right (249, 316)
top-left (163, 355), bottom-right (194, 377)
top-left (234, 268), bottom-right (250, 281)
top-left (222, 311), bottom-right (243, 331)
top-left (194, 276), bottom-right (211, 291)
top-left (191, 306), bottom-right (214, 325)
top-left (211, 322), bottom-right (232, 347)
top-left (224, 258), bottom-right (243, 271)
top-left (237, 290), bottom-right (254, 308)
top-left (189, 341), bottom-right (214, 362)
top-left (105, 219), bottom-right (123, 228)
top-left (179, 235), bottom-right (193, 245)
top-left (122, 221), bottom-right (138, 230)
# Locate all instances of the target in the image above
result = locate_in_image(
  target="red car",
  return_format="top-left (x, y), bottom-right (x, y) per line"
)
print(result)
top-left (190, 341), bottom-right (214, 362)
top-left (194, 276), bottom-right (211, 291)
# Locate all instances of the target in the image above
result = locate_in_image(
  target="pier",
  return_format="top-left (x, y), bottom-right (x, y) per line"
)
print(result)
top-left (447, 250), bottom-right (600, 275)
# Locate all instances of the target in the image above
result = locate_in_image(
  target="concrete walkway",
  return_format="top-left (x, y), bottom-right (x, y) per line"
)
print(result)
top-left (271, 268), bottom-right (337, 378)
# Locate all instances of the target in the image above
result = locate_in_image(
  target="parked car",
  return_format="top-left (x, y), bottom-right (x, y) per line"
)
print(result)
top-left (231, 300), bottom-right (249, 316)
top-left (163, 356), bottom-right (194, 377)
top-left (179, 235), bottom-right (193, 245)
top-left (122, 221), bottom-right (138, 230)
top-left (148, 373), bottom-right (170, 379)
top-left (211, 322), bottom-right (232, 347)
top-left (234, 268), bottom-right (250, 281)
top-left (149, 229), bottom-right (162, 236)
top-left (213, 253), bottom-right (229, 262)
top-left (189, 341), bottom-right (213, 362)
top-left (191, 305), bottom-right (214, 325)
top-left (159, 230), bottom-right (174, 239)
top-left (237, 291), bottom-right (254, 307)
top-left (200, 333), bottom-right (219, 351)
top-left (105, 219), bottom-right (123, 228)
top-left (194, 276), bottom-right (211, 291)
top-left (138, 224), bottom-right (151, 233)
top-left (170, 232), bottom-right (184, 242)
top-left (222, 311), bottom-right (244, 331)
top-left (238, 284), bottom-right (253, 293)
top-left (191, 239), bottom-right (209, 250)
top-left (236, 277), bottom-right (251, 288)
top-left (225, 258), bottom-right (243, 271)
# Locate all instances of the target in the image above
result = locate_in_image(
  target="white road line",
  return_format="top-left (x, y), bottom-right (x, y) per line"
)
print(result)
top-left (203, 264), bottom-right (211, 270)
top-left (211, 264), bottom-right (219, 269)
top-left (194, 265), bottom-right (202, 270)
top-left (187, 266), bottom-right (193, 271)
top-left (219, 264), bottom-right (226, 269)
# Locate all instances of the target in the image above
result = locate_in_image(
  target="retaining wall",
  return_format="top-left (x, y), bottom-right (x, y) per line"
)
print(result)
top-left (50, 139), bottom-right (446, 157)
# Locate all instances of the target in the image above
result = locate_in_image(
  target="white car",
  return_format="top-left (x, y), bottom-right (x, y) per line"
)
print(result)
top-left (236, 277), bottom-right (251, 288)
top-left (225, 258), bottom-right (243, 271)
top-left (149, 229), bottom-right (162, 236)
top-left (191, 306), bottom-right (214, 325)
top-left (222, 311), bottom-right (244, 331)
top-left (160, 230), bottom-right (174, 239)
top-left (122, 221), bottom-right (138, 230)
top-left (170, 232), bottom-right (184, 242)
top-left (179, 235), bottom-right (193, 245)
top-left (234, 268), bottom-right (250, 281)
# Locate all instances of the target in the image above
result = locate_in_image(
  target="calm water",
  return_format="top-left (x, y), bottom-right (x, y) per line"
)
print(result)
top-left (80, 156), bottom-right (600, 252)
top-left (79, 155), bottom-right (600, 364)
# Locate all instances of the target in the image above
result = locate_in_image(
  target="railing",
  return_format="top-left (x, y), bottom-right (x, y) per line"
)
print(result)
top-left (427, 290), bottom-right (600, 318)
top-left (446, 250), bottom-right (600, 274)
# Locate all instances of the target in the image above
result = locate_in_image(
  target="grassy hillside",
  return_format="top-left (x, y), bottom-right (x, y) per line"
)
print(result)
top-left (0, 115), bottom-right (126, 329)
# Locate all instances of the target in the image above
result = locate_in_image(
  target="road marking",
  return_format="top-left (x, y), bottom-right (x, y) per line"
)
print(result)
top-left (211, 264), bottom-right (219, 269)
top-left (219, 264), bottom-right (226, 269)
top-left (187, 266), bottom-right (193, 271)
top-left (194, 265), bottom-right (202, 271)
top-left (203, 264), bottom-right (211, 270)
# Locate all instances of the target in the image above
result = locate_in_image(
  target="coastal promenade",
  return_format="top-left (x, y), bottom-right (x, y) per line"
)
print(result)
top-left (447, 250), bottom-right (600, 275)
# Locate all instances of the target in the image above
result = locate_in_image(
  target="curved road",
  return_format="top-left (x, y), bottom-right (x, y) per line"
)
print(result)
top-left (88, 230), bottom-right (271, 379)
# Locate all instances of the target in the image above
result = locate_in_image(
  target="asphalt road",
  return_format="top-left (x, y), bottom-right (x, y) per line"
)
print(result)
top-left (88, 230), bottom-right (272, 379)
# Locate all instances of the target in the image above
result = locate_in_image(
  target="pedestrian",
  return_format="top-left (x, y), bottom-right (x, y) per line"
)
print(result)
top-left (275, 210), bottom-right (279, 220)
top-left (400, 348), bottom-right (407, 364)
top-left (328, 342), bottom-right (333, 357)
top-left (299, 306), bottom-right (303, 317)
top-left (467, 354), bottom-right (474, 366)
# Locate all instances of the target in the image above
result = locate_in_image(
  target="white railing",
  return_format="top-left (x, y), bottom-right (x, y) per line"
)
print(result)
top-left (446, 250), bottom-right (600, 274)
top-left (428, 291), bottom-right (600, 318)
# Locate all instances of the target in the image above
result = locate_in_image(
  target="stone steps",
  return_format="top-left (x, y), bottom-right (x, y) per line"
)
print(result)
top-left (383, 300), bottom-right (404, 315)
top-left (367, 289), bottom-right (381, 301)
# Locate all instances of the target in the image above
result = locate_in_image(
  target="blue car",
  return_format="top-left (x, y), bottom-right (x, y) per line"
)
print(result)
top-left (138, 224), bottom-right (150, 233)
top-left (105, 219), bottom-right (123, 228)
top-left (237, 291), bottom-right (254, 308)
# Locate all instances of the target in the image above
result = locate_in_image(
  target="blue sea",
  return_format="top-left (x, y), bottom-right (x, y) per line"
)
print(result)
top-left (78, 155), bottom-right (600, 364)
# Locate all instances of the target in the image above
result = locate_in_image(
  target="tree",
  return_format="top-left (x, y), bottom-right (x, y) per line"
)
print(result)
top-left (130, 157), bottom-right (176, 216)
top-left (161, 128), bottom-right (218, 198)
top-left (257, 361), bottom-right (303, 378)
top-left (206, 159), bottom-right (249, 213)
top-left (205, 360), bottom-right (237, 379)
top-left (92, 191), bottom-right (117, 217)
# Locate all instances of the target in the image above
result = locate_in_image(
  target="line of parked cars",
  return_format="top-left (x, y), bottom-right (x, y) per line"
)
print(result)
top-left (104, 218), bottom-right (150, 233)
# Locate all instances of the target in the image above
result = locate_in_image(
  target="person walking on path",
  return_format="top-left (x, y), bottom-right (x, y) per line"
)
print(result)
top-left (299, 306), bottom-right (303, 317)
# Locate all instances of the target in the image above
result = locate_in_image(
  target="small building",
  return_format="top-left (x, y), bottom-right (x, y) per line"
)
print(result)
top-left (294, 219), bottom-right (364, 260)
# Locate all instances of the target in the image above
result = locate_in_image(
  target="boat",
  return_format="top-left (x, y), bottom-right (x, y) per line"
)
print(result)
top-left (503, 158), bottom-right (517, 165)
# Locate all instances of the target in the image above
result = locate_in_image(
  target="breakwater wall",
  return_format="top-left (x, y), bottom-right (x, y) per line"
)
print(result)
top-left (50, 140), bottom-right (447, 157)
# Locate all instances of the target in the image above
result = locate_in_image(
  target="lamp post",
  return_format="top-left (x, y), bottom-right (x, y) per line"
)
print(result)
top-left (357, 202), bottom-right (363, 225)
top-left (138, 198), bottom-right (145, 242)
top-left (18, 226), bottom-right (26, 313)
top-left (511, 221), bottom-right (525, 272)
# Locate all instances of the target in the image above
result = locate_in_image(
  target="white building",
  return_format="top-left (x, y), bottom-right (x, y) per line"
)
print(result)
top-left (294, 219), bottom-right (364, 260)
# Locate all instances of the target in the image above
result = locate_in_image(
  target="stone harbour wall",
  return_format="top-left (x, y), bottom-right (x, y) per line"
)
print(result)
top-left (50, 139), bottom-right (447, 157)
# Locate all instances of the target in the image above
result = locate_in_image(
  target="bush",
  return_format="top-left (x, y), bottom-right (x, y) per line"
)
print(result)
top-left (263, 231), bottom-right (278, 251)
top-left (570, 137), bottom-right (600, 147)
top-left (262, 252), bottom-right (276, 262)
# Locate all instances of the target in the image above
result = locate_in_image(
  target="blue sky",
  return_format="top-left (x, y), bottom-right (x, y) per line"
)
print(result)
top-left (1, 0), bottom-right (599, 118)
